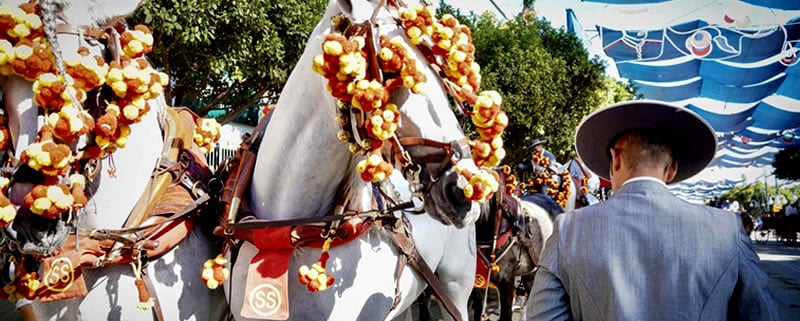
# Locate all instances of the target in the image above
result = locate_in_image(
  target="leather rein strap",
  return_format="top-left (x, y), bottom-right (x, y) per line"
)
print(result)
top-left (387, 219), bottom-right (464, 321)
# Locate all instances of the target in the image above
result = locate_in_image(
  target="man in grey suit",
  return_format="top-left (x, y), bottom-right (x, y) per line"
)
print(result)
top-left (526, 100), bottom-right (780, 321)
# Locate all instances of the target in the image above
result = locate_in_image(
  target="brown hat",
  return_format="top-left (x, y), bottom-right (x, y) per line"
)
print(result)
top-left (574, 100), bottom-right (717, 184)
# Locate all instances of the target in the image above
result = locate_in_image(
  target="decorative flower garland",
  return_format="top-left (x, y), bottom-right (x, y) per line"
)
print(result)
top-left (521, 152), bottom-right (572, 208)
top-left (296, 5), bottom-right (508, 294)
top-left (0, 3), bottom-right (221, 303)
top-left (313, 5), bottom-right (506, 204)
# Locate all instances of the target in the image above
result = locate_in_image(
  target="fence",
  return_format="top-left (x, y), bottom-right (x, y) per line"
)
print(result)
top-left (205, 146), bottom-right (237, 172)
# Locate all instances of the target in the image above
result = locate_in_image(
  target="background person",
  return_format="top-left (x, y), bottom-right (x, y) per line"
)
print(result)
top-left (518, 138), bottom-right (560, 193)
top-left (526, 100), bottom-right (780, 321)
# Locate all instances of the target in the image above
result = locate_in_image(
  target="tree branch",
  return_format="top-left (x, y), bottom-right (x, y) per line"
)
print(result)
top-left (215, 85), bottom-right (270, 125)
top-left (196, 79), bottom-right (241, 116)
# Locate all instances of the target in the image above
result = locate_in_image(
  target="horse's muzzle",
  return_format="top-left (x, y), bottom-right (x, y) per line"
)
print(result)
top-left (4, 209), bottom-right (71, 256)
top-left (425, 166), bottom-right (479, 228)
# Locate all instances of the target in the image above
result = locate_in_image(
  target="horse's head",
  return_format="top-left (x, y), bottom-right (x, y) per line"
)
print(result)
top-left (330, 0), bottom-right (482, 227)
top-left (45, 0), bottom-right (146, 28)
top-left (2, 0), bottom-right (155, 256)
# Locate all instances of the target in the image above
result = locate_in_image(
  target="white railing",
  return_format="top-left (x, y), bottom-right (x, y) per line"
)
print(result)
top-left (206, 146), bottom-right (237, 172)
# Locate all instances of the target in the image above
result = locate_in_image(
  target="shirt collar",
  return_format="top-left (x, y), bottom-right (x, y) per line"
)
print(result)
top-left (622, 176), bottom-right (668, 188)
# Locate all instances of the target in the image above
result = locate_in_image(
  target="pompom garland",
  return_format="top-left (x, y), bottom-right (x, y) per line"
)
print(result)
top-left (11, 37), bottom-right (57, 81)
top-left (364, 103), bottom-right (399, 141)
top-left (0, 4), bottom-right (168, 228)
top-left (456, 165), bottom-right (500, 202)
top-left (22, 184), bottom-right (74, 219)
top-left (398, 4), bottom-right (436, 45)
top-left (313, 33), bottom-right (368, 102)
top-left (19, 125), bottom-right (73, 177)
top-left (0, 4), bottom-right (43, 42)
top-left (0, 193), bottom-right (15, 228)
top-left (312, 6), bottom-right (504, 203)
top-left (525, 153), bottom-right (572, 208)
top-left (378, 35), bottom-right (426, 94)
top-left (120, 25), bottom-right (154, 58)
top-left (64, 47), bottom-right (109, 91)
top-left (356, 154), bottom-right (394, 183)
top-left (47, 106), bottom-right (95, 143)
top-left (0, 39), bottom-right (15, 75)
top-left (32, 73), bottom-right (86, 111)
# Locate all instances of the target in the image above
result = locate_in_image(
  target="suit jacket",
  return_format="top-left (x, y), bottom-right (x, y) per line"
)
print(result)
top-left (526, 179), bottom-right (781, 321)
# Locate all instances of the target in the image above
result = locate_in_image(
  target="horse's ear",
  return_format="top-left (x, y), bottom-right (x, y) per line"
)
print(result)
top-left (97, 0), bottom-right (147, 25)
top-left (336, 0), bottom-right (378, 21)
top-left (336, 0), bottom-right (354, 16)
top-left (62, 0), bottom-right (146, 27)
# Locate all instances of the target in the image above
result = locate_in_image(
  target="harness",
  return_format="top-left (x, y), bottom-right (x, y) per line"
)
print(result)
top-left (39, 108), bottom-right (209, 320)
top-left (213, 6), bottom-right (476, 320)
top-left (0, 7), bottom-right (212, 318)
top-left (216, 114), bottom-right (465, 321)
top-left (475, 169), bottom-right (540, 319)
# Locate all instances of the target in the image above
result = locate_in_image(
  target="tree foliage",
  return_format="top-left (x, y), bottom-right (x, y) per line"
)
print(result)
top-left (129, 0), bottom-right (326, 124)
top-left (721, 182), bottom-right (795, 216)
top-left (773, 145), bottom-right (800, 181)
top-left (439, 4), bottom-right (635, 168)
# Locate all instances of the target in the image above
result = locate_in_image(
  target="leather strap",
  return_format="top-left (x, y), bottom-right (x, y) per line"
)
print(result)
top-left (224, 201), bottom-right (413, 231)
top-left (221, 115), bottom-right (269, 231)
top-left (388, 223), bottom-right (463, 321)
top-left (142, 270), bottom-right (166, 321)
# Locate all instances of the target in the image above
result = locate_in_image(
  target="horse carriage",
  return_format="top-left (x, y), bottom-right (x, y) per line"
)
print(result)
top-left (0, 1), bottom-right (571, 321)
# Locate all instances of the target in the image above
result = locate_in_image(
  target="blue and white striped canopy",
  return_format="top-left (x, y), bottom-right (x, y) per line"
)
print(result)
top-left (562, 0), bottom-right (800, 199)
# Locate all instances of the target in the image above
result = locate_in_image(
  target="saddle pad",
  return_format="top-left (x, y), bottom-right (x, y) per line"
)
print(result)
top-left (473, 231), bottom-right (511, 289)
top-left (241, 249), bottom-right (292, 320)
top-left (474, 254), bottom-right (490, 289)
top-left (38, 251), bottom-right (88, 302)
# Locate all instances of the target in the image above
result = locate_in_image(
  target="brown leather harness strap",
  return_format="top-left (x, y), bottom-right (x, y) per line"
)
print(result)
top-left (142, 271), bottom-right (166, 321)
top-left (387, 222), bottom-right (464, 321)
top-left (220, 115), bottom-right (269, 233)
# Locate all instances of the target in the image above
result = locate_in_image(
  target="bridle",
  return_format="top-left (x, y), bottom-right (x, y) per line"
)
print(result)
top-left (333, 0), bottom-right (474, 201)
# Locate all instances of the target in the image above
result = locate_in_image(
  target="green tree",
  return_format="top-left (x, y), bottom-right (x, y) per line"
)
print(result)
top-left (129, 0), bottom-right (326, 124)
top-left (773, 145), bottom-right (800, 181)
top-left (721, 182), bottom-right (794, 217)
top-left (438, 4), bottom-right (635, 168)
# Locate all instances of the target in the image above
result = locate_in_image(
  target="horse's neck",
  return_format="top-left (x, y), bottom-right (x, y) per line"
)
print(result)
top-left (82, 101), bottom-right (164, 228)
top-left (249, 5), bottom-right (370, 220)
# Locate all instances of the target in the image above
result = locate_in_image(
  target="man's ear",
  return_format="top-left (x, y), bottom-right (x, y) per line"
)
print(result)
top-left (664, 160), bottom-right (678, 183)
top-left (610, 147), bottom-right (622, 173)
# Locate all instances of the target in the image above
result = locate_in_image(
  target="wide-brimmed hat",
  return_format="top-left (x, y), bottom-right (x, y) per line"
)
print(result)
top-left (574, 100), bottom-right (717, 184)
top-left (526, 138), bottom-right (548, 149)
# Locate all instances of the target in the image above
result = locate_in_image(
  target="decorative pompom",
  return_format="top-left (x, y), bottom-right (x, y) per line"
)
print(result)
top-left (193, 118), bottom-right (222, 154)
top-left (356, 154), bottom-right (394, 183)
top-left (201, 255), bottom-right (229, 290)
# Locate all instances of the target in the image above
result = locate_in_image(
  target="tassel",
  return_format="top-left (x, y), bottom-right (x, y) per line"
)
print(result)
top-left (130, 260), bottom-right (152, 310)
top-left (201, 254), bottom-right (229, 289)
top-left (134, 278), bottom-right (152, 310)
top-left (298, 238), bottom-right (335, 292)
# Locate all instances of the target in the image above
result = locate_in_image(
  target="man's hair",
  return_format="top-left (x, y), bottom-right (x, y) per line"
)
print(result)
top-left (609, 128), bottom-right (675, 172)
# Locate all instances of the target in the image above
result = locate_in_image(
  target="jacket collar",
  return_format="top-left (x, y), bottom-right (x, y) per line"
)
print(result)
top-left (614, 178), bottom-right (673, 197)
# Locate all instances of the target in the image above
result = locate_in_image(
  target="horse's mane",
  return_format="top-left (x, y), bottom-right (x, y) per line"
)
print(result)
top-left (519, 193), bottom-right (564, 220)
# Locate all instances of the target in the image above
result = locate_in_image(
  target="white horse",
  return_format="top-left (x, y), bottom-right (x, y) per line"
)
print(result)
top-left (226, 0), bottom-right (484, 320)
top-left (1, 1), bottom-right (227, 320)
